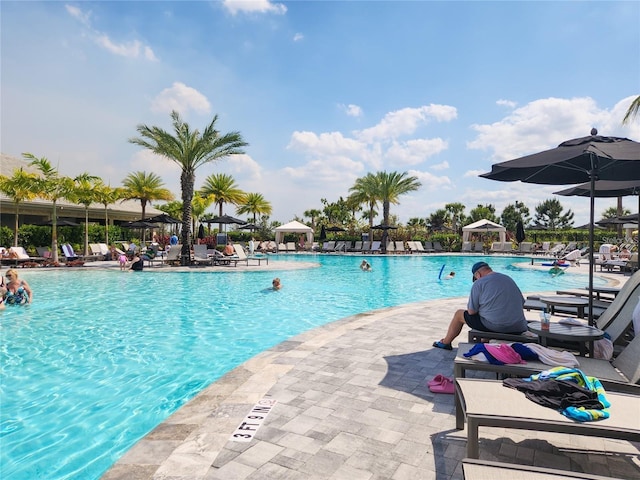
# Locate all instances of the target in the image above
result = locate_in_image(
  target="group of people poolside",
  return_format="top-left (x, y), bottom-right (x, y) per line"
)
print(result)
top-left (0, 269), bottom-right (33, 309)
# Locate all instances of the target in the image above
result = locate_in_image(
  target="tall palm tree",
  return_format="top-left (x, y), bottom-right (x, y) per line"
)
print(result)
top-left (0, 168), bottom-right (39, 246)
top-left (199, 173), bottom-right (246, 231)
top-left (303, 208), bottom-right (322, 231)
top-left (121, 171), bottom-right (174, 243)
top-left (24, 153), bottom-right (73, 262)
top-left (623, 95), bottom-right (640, 124)
top-left (237, 192), bottom-right (272, 223)
top-left (129, 111), bottom-right (247, 265)
top-left (348, 172), bottom-right (381, 233)
top-left (93, 183), bottom-right (125, 248)
top-left (68, 172), bottom-right (102, 256)
top-left (376, 171), bottom-right (422, 251)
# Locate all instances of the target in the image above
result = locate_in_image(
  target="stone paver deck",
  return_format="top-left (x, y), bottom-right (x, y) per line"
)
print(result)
top-left (102, 262), bottom-right (639, 479)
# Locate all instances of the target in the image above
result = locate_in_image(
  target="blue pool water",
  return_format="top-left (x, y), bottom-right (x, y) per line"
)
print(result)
top-left (1, 254), bottom-right (606, 479)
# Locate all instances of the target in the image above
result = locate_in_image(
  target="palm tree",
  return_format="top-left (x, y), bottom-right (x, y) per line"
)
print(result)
top-left (623, 95), bottom-right (640, 124)
top-left (303, 208), bottom-right (322, 231)
top-left (129, 111), bottom-right (248, 265)
top-left (348, 172), bottom-right (381, 234)
top-left (93, 183), bottom-right (125, 248)
top-left (199, 173), bottom-right (246, 231)
top-left (0, 168), bottom-right (39, 246)
top-left (376, 171), bottom-right (422, 251)
top-left (121, 171), bottom-right (174, 243)
top-left (68, 172), bottom-right (102, 255)
top-left (237, 192), bottom-right (272, 223)
top-left (24, 153), bottom-right (73, 262)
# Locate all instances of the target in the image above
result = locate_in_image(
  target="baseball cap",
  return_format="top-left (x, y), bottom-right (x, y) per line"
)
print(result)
top-left (471, 261), bottom-right (489, 275)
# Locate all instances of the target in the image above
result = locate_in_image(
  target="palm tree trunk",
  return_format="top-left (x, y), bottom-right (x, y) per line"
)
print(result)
top-left (13, 202), bottom-right (20, 247)
top-left (51, 201), bottom-right (59, 263)
top-left (180, 171), bottom-right (194, 265)
top-left (84, 207), bottom-right (90, 255)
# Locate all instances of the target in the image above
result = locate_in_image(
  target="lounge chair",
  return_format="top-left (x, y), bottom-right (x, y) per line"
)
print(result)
top-left (394, 241), bottom-right (406, 254)
top-left (473, 241), bottom-right (484, 253)
top-left (233, 244), bottom-right (267, 265)
top-left (286, 242), bottom-right (297, 252)
top-left (462, 458), bottom-right (623, 480)
top-left (461, 241), bottom-right (473, 253)
top-left (489, 241), bottom-right (502, 253)
top-left (156, 244), bottom-right (182, 266)
top-left (322, 241), bottom-right (336, 252)
top-left (432, 241), bottom-right (444, 253)
top-left (385, 241), bottom-right (395, 253)
top-left (561, 249), bottom-right (584, 266)
top-left (6, 246), bottom-right (46, 266)
top-left (518, 242), bottom-right (532, 254)
top-left (455, 332), bottom-right (640, 399)
top-left (455, 377), bottom-right (640, 458)
top-left (350, 241), bottom-right (363, 252)
top-left (89, 243), bottom-right (106, 260)
top-left (369, 241), bottom-right (381, 253)
top-left (549, 243), bottom-right (566, 257)
top-left (192, 244), bottom-right (213, 266)
top-left (61, 244), bottom-right (88, 264)
top-left (334, 241), bottom-right (346, 253)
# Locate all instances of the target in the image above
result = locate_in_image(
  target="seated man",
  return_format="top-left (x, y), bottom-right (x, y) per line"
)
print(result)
top-left (223, 243), bottom-right (235, 256)
top-left (433, 261), bottom-right (527, 350)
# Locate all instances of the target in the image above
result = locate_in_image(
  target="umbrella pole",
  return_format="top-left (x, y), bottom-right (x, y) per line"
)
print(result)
top-left (588, 155), bottom-right (596, 327)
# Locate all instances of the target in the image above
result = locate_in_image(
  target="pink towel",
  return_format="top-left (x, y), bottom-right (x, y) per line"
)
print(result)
top-left (484, 343), bottom-right (526, 364)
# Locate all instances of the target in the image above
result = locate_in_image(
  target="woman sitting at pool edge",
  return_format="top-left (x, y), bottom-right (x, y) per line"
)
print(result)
top-left (4, 269), bottom-right (33, 305)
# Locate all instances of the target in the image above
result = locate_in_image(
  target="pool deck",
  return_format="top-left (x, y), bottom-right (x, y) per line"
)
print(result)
top-left (97, 259), bottom-right (639, 480)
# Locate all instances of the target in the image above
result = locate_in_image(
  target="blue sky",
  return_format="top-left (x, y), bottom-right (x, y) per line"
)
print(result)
top-left (2, 1), bottom-right (639, 226)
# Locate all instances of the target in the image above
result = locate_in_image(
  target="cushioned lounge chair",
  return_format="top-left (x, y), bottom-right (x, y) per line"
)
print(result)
top-left (192, 244), bottom-right (213, 266)
top-left (433, 241), bottom-right (444, 253)
top-left (461, 241), bottom-right (473, 253)
top-left (6, 246), bottom-right (46, 266)
top-left (369, 241), bottom-right (381, 253)
top-left (455, 377), bottom-right (640, 458)
top-left (462, 458), bottom-right (622, 480)
top-left (455, 332), bottom-right (640, 398)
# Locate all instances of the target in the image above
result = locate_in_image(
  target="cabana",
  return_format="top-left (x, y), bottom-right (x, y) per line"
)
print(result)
top-left (462, 219), bottom-right (506, 243)
top-left (274, 220), bottom-right (314, 246)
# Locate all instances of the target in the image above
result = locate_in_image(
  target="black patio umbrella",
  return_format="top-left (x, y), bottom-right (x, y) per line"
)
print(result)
top-left (36, 218), bottom-right (80, 227)
top-left (554, 179), bottom-right (640, 254)
top-left (238, 223), bottom-right (259, 230)
top-left (325, 226), bottom-right (346, 232)
top-left (515, 221), bottom-right (526, 244)
top-left (197, 224), bottom-right (205, 240)
top-left (319, 225), bottom-right (327, 241)
top-left (146, 213), bottom-right (180, 224)
top-left (123, 220), bottom-right (158, 229)
top-left (207, 214), bottom-right (245, 232)
top-left (481, 129), bottom-right (640, 325)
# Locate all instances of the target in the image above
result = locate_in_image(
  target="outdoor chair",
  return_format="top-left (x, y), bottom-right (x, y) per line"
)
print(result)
top-left (462, 458), bottom-right (624, 480)
top-left (455, 332), bottom-right (640, 399)
top-left (473, 241), bottom-right (484, 253)
top-left (233, 244), bottom-right (267, 265)
top-left (433, 241), bottom-right (444, 252)
top-left (5, 246), bottom-right (46, 266)
top-left (461, 241), bottom-right (473, 253)
top-left (192, 244), bottom-right (213, 266)
top-left (369, 241), bottom-right (381, 253)
top-left (350, 241), bottom-right (363, 252)
top-left (455, 377), bottom-right (640, 458)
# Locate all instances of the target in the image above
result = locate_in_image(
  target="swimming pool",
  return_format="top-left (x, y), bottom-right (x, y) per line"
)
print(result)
top-left (1, 255), bottom-right (606, 479)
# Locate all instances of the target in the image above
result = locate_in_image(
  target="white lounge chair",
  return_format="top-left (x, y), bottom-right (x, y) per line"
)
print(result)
top-left (192, 244), bottom-right (213, 266)
top-left (233, 244), bottom-right (267, 265)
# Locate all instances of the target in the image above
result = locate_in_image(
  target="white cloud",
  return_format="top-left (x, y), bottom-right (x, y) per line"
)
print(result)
top-left (386, 138), bottom-right (449, 166)
top-left (464, 169), bottom-right (486, 178)
top-left (467, 96), bottom-right (635, 162)
top-left (355, 104), bottom-right (457, 143)
top-left (223, 0), bottom-right (287, 15)
top-left (65, 4), bottom-right (91, 27)
top-left (431, 161), bottom-right (449, 171)
top-left (150, 82), bottom-right (211, 115)
top-left (497, 99), bottom-right (517, 109)
top-left (339, 103), bottom-right (362, 117)
top-left (66, 4), bottom-right (157, 60)
top-left (293, 32), bottom-right (304, 42)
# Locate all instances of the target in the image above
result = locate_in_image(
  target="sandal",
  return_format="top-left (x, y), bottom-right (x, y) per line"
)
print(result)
top-left (432, 340), bottom-right (453, 351)
top-left (427, 374), bottom-right (452, 387)
top-left (429, 377), bottom-right (455, 394)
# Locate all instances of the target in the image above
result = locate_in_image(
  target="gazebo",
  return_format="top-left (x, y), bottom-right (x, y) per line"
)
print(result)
top-left (462, 219), bottom-right (506, 243)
